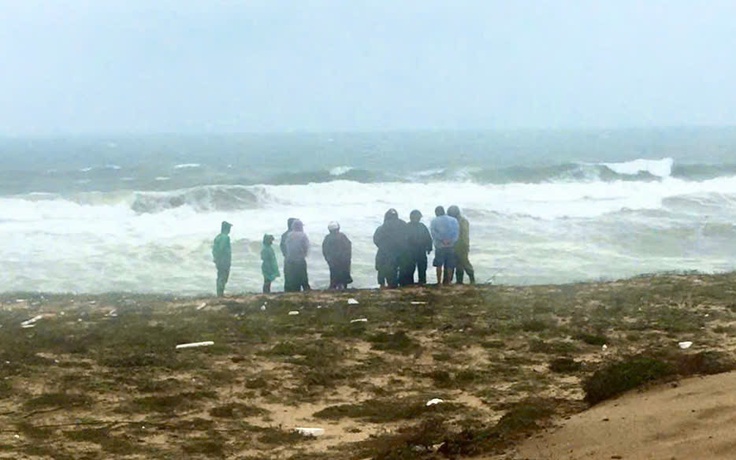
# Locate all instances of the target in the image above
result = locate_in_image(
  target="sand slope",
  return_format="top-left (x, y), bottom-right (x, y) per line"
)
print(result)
top-left (511, 371), bottom-right (736, 460)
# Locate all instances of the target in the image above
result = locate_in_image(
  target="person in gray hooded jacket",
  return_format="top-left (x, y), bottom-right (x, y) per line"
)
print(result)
top-left (284, 219), bottom-right (311, 292)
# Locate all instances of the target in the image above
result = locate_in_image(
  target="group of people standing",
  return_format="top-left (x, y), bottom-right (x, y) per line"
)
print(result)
top-left (210, 205), bottom-right (474, 296)
top-left (275, 217), bottom-right (353, 293)
top-left (374, 205), bottom-right (475, 289)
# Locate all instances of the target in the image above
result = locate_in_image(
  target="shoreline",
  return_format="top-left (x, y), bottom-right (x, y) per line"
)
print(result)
top-left (1, 269), bottom-right (727, 302)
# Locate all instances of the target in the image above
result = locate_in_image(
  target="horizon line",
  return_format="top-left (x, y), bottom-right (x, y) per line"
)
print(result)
top-left (2, 124), bottom-right (736, 138)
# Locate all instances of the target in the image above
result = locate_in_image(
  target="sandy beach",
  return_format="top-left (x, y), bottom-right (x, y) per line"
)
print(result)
top-left (509, 371), bottom-right (736, 460)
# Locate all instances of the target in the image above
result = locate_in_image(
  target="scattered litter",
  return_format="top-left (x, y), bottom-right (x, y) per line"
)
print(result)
top-left (317, 305), bottom-right (323, 309)
top-left (21, 324), bottom-right (36, 329)
top-left (678, 341), bottom-right (693, 349)
top-left (426, 398), bottom-right (444, 407)
top-left (196, 302), bottom-right (207, 310)
top-left (107, 309), bottom-right (117, 317)
top-left (175, 341), bottom-right (214, 350)
top-left (347, 298), bottom-right (359, 305)
top-left (410, 301), bottom-right (427, 305)
top-left (260, 305), bottom-right (267, 311)
top-left (294, 427), bottom-right (324, 437)
top-left (20, 315), bottom-right (43, 327)
top-left (350, 318), bottom-right (368, 323)
top-left (288, 311), bottom-right (300, 316)
top-left (601, 344), bottom-right (608, 351)
top-left (13, 434), bottom-right (19, 439)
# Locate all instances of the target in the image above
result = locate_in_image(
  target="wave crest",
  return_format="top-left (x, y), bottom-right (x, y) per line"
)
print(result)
top-left (602, 158), bottom-right (673, 178)
top-left (131, 186), bottom-right (260, 213)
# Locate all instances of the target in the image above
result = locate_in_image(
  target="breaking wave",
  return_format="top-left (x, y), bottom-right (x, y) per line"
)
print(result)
top-left (130, 186), bottom-right (262, 213)
top-left (404, 158), bottom-right (736, 185)
top-left (329, 165), bottom-right (354, 176)
top-left (602, 158), bottom-right (673, 177)
top-left (5, 186), bottom-right (266, 215)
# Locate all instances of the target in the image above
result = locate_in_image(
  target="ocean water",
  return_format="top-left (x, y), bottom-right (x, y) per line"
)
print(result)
top-left (2, 128), bottom-right (736, 295)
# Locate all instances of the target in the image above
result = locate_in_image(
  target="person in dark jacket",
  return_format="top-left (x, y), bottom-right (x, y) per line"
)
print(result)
top-left (447, 205), bottom-right (475, 284)
top-left (261, 234), bottom-right (279, 293)
top-left (212, 221), bottom-right (232, 297)
top-left (322, 221), bottom-right (353, 290)
top-left (405, 209), bottom-right (433, 285)
top-left (373, 208), bottom-right (408, 288)
top-left (284, 219), bottom-right (311, 292)
top-left (279, 217), bottom-right (297, 258)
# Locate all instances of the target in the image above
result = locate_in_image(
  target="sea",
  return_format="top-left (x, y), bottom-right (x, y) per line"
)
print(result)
top-left (2, 128), bottom-right (736, 295)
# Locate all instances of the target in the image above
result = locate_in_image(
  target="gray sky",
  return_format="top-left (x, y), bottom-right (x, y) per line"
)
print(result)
top-left (1, 0), bottom-right (735, 134)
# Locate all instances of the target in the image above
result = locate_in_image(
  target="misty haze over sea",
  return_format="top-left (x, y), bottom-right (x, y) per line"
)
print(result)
top-left (2, 127), bottom-right (736, 294)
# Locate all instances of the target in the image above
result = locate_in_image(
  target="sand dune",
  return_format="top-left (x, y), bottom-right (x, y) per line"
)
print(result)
top-left (511, 371), bottom-right (736, 460)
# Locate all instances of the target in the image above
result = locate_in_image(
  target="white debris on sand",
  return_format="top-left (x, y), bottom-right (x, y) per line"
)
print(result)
top-left (288, 311), bottom-right (300, 316)
top-left (678, 341), bottom-right (693, 349)
top-left (350, 318), bottom-right (368, 323)
top-left (20, 315), bottom-right (44, 327)
top-left (175, 341), bottom-right (215, 350)
top-left (294, 427), bottom-right (325, 437)
top-left (347, 298), bottom-right (359, 305)
top-left (426, 398), bottom-right (444, 407)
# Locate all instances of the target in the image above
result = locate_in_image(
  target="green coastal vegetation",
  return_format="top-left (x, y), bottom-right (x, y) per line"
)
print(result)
top-left (1, 272), bottom-right (735, 459)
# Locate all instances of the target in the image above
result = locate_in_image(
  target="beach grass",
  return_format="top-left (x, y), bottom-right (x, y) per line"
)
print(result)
top-left (1, 272), bottom-right (735, 458)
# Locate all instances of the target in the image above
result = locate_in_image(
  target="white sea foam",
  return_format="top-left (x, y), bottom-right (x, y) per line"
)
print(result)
top-left (413, 168), bottom-right (445, 177)
top-left (174, 163), bottom-right (201, 169)
top-left (3, 175), bottom-right (736, 294)
top-left (329, 166), bottom-right (353, 176)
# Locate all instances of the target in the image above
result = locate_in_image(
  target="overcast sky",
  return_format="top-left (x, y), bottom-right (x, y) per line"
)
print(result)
top-left (1, 0), bottom-right (735, 134)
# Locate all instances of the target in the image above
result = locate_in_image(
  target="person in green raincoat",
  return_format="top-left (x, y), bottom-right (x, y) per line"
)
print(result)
top-left (212, 221), bottom-right (233, 297)
top-left (261, 234), bottom-right (280, 293)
